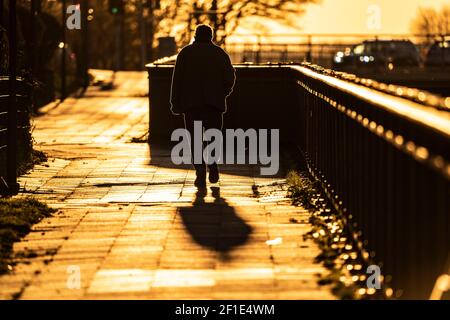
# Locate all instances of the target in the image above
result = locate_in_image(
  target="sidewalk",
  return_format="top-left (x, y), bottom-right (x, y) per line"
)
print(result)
top-left (0, 71), bottom-right (333, 299)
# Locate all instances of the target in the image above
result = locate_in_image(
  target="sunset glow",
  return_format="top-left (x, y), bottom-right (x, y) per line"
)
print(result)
top-left (232, 0), bottom-right (450, 36)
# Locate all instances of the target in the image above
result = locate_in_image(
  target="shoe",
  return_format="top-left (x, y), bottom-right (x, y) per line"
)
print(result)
top-left (194, 170), bottom-right (207, 188)
top-left (195, 176), bottom-right (206, 188)
top-left (209, 165), bottom-right (220, 184)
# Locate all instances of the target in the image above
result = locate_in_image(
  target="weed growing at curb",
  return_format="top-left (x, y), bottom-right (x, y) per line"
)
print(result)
top-left (286, 171), bottom-right (319, 210)
top-left (17, 149), bottom-right (48, 176)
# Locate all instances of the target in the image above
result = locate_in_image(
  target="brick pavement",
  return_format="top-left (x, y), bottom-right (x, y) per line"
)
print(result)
top-left (0, 71), bottom-right (333, 300)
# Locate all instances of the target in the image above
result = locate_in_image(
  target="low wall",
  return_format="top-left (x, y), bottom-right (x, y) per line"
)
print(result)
top-left (146, 64), bottom-right (299, 142)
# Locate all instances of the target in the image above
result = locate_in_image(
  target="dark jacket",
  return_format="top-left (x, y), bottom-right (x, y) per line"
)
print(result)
top-left (170, 41), bottom-right (236, 115)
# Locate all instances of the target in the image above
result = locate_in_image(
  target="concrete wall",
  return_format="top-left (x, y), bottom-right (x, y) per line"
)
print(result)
top-left (147, 65), bottom-right (300, 142)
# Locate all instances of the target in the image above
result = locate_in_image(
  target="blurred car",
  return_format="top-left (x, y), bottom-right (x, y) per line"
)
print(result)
top-left (425, 40), bottom-right (450, 67)
top-left (333, 40), bottom-right (421, 69)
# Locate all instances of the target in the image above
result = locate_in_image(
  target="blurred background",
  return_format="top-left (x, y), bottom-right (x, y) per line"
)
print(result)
top-left (0, 1), bottom-right (449, 299)
top-left (0, 0), bottom-right (449, 110)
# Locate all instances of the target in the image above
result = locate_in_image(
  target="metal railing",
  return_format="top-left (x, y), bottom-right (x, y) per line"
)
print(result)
top-left (147, 58), bottom-right (449, 298)
top-left (293, 64), bottom-right (450, 299)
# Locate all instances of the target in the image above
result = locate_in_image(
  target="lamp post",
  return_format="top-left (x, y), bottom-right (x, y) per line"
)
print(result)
top-left (210, 0), bottom-right (217, 39)
top-left (147, 0), bottom-right (158, 62)
top-left (61, 0), bottom-right (66, 100)
top-left (81, 0), bottom-right (89, 89)
top-left (30, 0), bottom-right (40, 75)
top-left (109, 0), bottom-right (124, 71)
top-left (138, 0), bottom-right (146, 69)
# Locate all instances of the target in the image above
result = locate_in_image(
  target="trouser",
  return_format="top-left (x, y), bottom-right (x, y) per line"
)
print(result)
top-left (183, 106), bottom-right (224, 175)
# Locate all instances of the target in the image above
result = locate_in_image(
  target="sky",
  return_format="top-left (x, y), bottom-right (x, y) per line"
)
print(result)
top-left (300, 0), bottom-right (450, 34)
top-left (233, 0), bottom-right (450, 37)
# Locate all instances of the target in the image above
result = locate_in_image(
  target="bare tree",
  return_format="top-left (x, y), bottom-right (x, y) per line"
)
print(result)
top-left (15, 0), bottom-right (317, 70)
top-left (156, 0), bottom-right (319, 46)
top-left (411, 5), bottom-right (450, 43)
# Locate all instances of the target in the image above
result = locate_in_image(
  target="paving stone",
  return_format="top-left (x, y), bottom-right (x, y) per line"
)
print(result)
top-left (0, 71), bottom-right (334, 300)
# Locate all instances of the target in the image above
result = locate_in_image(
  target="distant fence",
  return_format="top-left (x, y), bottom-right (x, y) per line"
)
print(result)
top-left (147, 59), bottom-right (450, 299)
top-left (224, 33), bottom-right (449, 67)
top-left (226, 42), bottom-right (348, 67)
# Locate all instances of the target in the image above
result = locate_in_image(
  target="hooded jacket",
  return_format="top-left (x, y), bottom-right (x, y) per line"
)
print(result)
top-left (170, 40), bottom-right (236, 115)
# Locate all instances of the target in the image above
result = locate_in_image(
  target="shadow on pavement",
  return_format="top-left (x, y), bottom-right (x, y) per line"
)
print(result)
top-left (179, 187), bottom-right (252, 260)
top-left (147, 143), bottom-right (288, 179)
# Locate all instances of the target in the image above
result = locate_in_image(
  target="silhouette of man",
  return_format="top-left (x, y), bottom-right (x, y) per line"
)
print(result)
top-left (170, 24), bottom-right (236, 188)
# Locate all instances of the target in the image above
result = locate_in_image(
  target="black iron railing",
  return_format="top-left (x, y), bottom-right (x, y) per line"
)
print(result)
top-left (147, 59), bottom-right (449, 299)
top-left (293, 64), bottom-right (450, 299)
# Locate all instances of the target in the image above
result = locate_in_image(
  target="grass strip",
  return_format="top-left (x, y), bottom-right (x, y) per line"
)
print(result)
top-left (0, 197), bottom-right (56, 274)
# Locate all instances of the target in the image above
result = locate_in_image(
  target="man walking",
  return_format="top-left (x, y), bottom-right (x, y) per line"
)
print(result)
top-left (170, 24), bottom-right (236, 188)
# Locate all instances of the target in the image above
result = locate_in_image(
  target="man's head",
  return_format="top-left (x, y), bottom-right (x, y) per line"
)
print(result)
top-left (195, 24), bottom-right (214, 42)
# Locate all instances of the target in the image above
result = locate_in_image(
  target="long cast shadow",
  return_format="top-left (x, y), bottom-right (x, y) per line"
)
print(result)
top-left (179, 187), bottom-right (252, 259)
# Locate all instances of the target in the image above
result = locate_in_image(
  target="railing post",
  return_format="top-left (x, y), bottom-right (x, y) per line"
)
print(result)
top-left (0, 0), bottom-right (3, 28)
top-left (30, 0), bottom-right (39, 75)
top-left (7, 0), bottom-right (19, 194)
top-left (306, 35), bottom-right (312, 62)
top-left (81, 0), bottom-right (89, 89)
